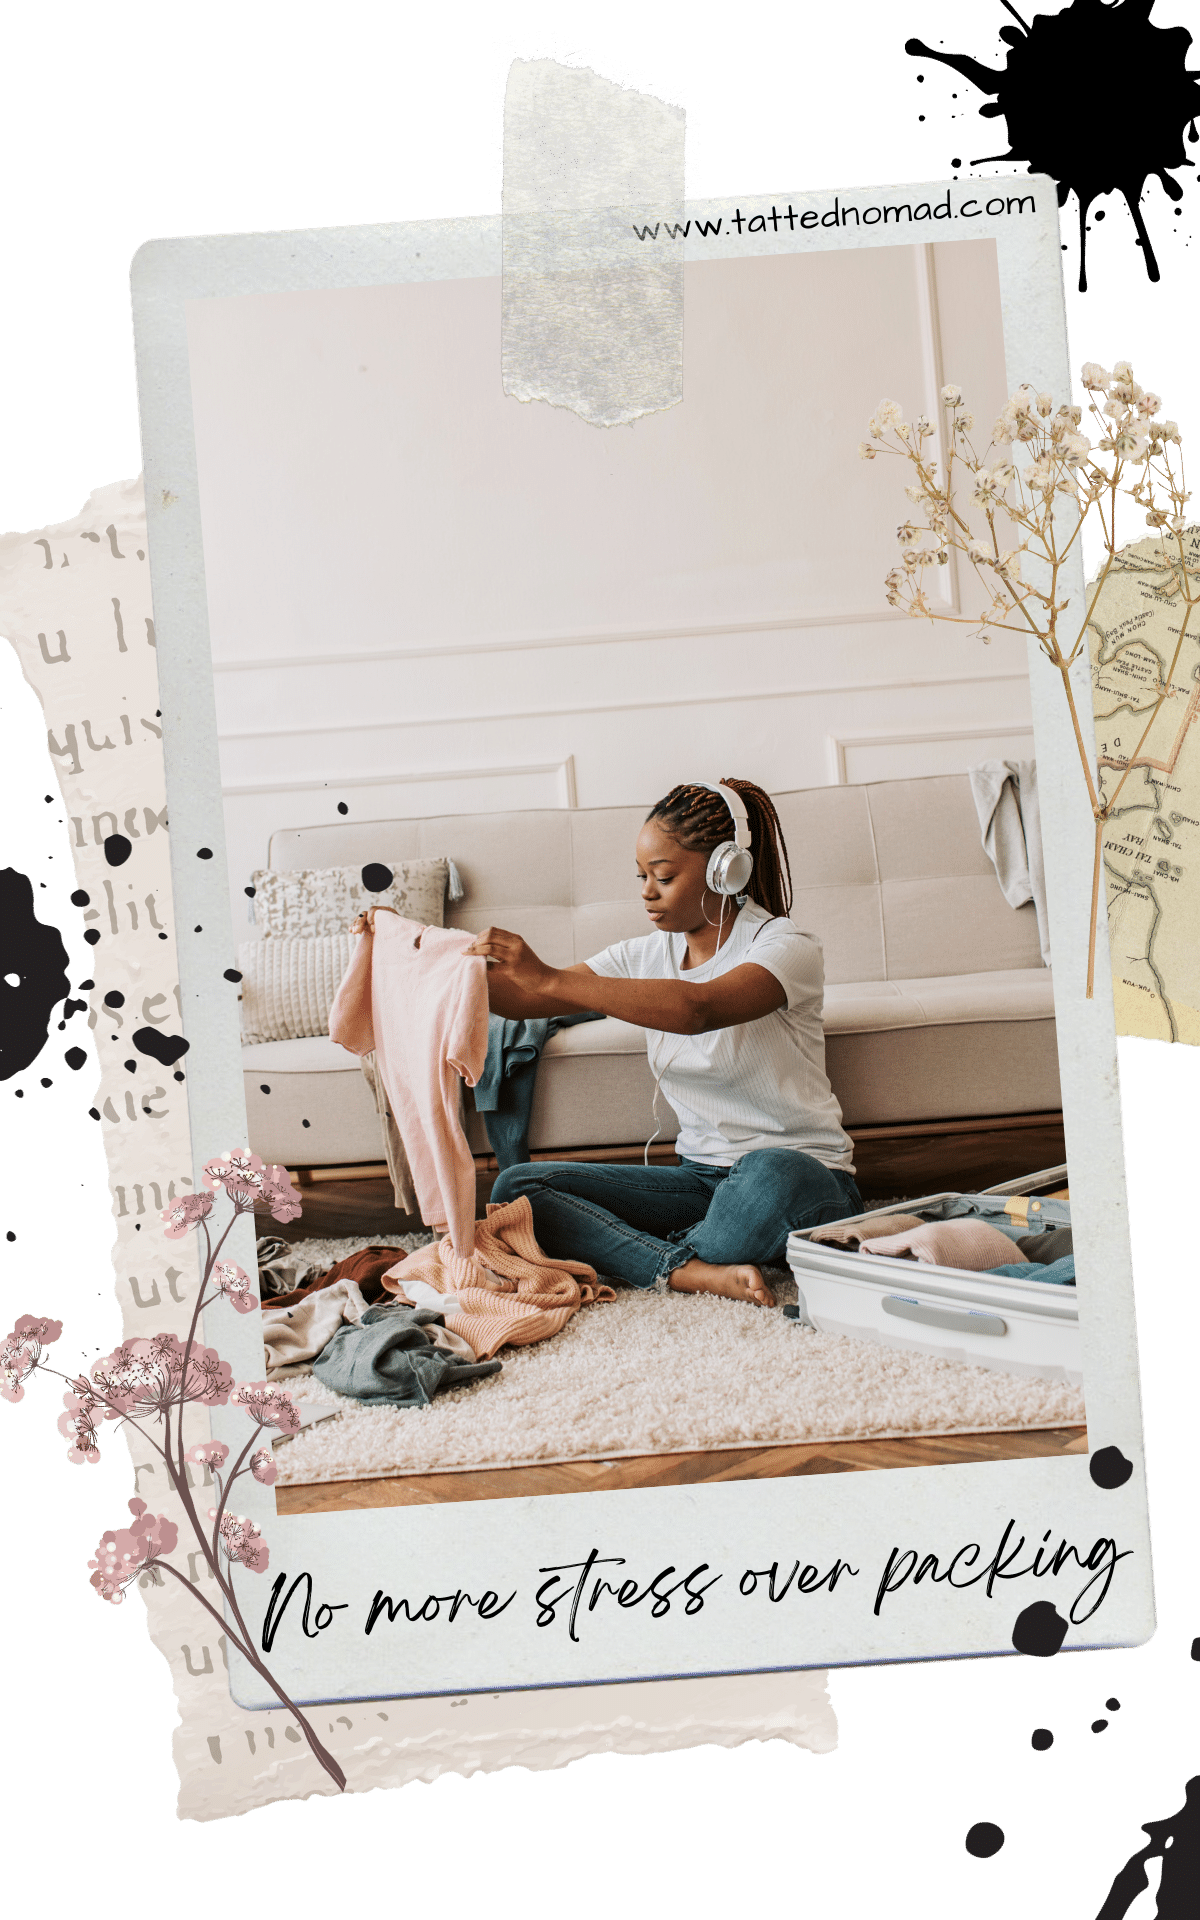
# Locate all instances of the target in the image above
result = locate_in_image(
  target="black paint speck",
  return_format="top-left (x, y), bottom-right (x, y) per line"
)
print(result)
top-left (337, 802), bottom-right (349, 815)
top-left (260, 1084), bottom-right (271, 1094)
top-left (84, 929), bottom-right (101, 946)
top-left (70, 889), bottom-right (89, 907)
top-left (224, 968), bottom-right (242, 983)
top-left (1012, 1600), bottom-right (1068, 1657)
top-left (88, 1107), bottom-right (100, 1120)
top-left (124, 1059), bottom-right (137, 1073)
top-left (965, 1822), bottom-right (1004, 1858)
top-left (158, 932), bottom-right (168, 940)
top-left (197, 847), bottom-right (213, 860)
top-left (132, 1028), bottom-right (189, 1067)
top-left (65, 1047), bottom-right (87, 1071)
top-left (103, 833), bottom-right (132, 867)
top-left (14, 1088), bottom-right (22, 1097)
top-left (79, 980), bottom-right (94, 991)
top-left (302, 1118), bottom-right (310, 1128)
top-left (173, 1070), bottom-right (185, 1082)
top-left (104, 990), bottom-right (125, 1008)
top-left (5, 1230), bottom-right (14, 1242)
top-left (245, 885), bottom-right (256, 897)
top-left (40, 1077), bottom-right (51, 1088)
top-left (194, 925), bottom-right (202, 932)
top-left (1091, 1445), bottom-right (1134, 1489)
top-left (362, 862), bottom-right (394, 893)
top-left (1107, 1697), bottom-right (1121, 1711)
top-left (0, 869), bottom-right (71, 1081)
top-left (1031, 1728), bottom-right (1054, 1750)
top-left (1093, 1718), bottom-right (1109, 1733)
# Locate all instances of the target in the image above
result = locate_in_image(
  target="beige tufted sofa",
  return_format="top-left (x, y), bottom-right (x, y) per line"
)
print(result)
top-left (240, 773), bottom-right (1057, 1172)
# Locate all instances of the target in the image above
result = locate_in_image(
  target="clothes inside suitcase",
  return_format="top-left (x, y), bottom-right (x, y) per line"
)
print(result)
top-left (785, 1165), bottom-right (1080, 1385)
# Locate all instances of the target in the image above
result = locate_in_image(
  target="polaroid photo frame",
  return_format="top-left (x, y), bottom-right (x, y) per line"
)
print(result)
top-left (129, 174), bottom-right (1153, 1709)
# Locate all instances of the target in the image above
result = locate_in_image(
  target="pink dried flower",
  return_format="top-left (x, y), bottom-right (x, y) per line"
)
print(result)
top-left (216, 1510), bottom-right (270, 1573)
top-left (212, 1260), bottom-right (258, 1315)
top-left (260, 1165), bottom-right (302, 1225)
top-left (249, 1447), bottom-right (278, 1486)
top-left (230, 1380), bottom-right (301, 1433)
top-left (0, 1315), bottom-right (63, 1401)
top-left (57, 1390), bottom-right (103, 1464)
top-left (159, 1191), bottom-right (214, 1239)
top-left (88, 1498), bottom-right (179, 1604)
top-left (90, 1333), bottom-right (233, 1422)
top-left (202, 1149), bottom-right (266, 1207)
top-left (185, 1439), bottom-right (230, 1469)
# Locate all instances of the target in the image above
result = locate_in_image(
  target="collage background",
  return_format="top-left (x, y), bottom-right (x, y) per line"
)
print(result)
top-left (0, 0), bottom-right (1190, 1904)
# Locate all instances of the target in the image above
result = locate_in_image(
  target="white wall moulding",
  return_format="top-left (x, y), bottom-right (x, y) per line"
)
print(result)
top-left (221, 755), bottom-right (577, 802)
top-left (828, 725), bottom-right (1038, 786)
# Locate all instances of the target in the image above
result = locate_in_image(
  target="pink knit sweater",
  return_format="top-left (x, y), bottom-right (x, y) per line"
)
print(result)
top-left (328, 914), bottom-right (487, 1256)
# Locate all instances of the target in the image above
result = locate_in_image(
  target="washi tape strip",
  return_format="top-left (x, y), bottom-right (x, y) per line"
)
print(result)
top-left (502, 59), bottom-right (685, 428)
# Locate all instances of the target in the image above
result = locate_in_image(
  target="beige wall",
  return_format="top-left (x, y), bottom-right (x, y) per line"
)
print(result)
top-left (185, 238), bottom-right (1032, 931)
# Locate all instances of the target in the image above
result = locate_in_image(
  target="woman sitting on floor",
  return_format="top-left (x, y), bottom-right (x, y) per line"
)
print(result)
top-left (465, 778), bottom-right (861, 1308)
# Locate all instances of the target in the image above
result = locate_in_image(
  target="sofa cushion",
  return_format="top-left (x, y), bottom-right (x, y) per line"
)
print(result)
top-left (251, 855), bottom-right (451, 937)
top-left (824, 969), bottom-right (1054, 1033)
top-left (238, 934), bottom-right (354, 1044)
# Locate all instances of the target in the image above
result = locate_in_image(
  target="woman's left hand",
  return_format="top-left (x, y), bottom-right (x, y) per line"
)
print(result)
top-left (464, 926), bottom-right (559, 997)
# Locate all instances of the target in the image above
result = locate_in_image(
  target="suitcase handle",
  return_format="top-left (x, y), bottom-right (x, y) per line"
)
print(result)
top-left (882, 1295), bottom-right (1007, 1338)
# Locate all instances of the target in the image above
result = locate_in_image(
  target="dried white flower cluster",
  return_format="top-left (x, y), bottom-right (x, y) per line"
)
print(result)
top-left (863, 364), bottom-right (1189, 647)
top-left (860, 361), bottom-right (1195, 1000)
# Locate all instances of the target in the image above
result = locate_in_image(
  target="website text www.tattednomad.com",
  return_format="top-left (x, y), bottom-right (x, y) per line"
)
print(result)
top-left (631, 190), bottom-right (1037, 242)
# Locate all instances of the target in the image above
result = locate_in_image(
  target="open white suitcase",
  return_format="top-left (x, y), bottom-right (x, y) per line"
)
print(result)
top-left (785, 1165), bottom-right (1080, 1385)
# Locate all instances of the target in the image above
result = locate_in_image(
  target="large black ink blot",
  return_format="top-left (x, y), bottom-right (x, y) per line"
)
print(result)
top-left (131, 1027), bottom-right (190, 1067)
top-left (906, 0), bottom-right (1200, 290)
top-left (1091, 1445), bottom-right (1134, 1489)
top-left (1095, 1775), bottom-right (1200, 1917)
top-left (0, 870), bottom-right (70, 1080)
top-left (1012, 1599), bottom-right (1068, 1656)
top-left (361, 862), bottom-right (394, 893)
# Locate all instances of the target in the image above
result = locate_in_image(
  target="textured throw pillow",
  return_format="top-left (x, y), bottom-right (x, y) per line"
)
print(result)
top-left (239, 935), bottom-right (356, 1045)
top-left (250, 855), bottom-right (453, 938)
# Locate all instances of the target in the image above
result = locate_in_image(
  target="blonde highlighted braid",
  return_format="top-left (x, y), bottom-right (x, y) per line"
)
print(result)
top-left (645, 779), bottom-right (794, 920)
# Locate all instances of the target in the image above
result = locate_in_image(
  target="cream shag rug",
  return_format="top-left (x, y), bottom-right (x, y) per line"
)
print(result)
top-left (268, 1236), bottom-right (1085, 1486)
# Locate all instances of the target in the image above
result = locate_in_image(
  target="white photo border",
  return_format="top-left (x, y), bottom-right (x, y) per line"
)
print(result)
top-left (130, 174), bottom-right (1154, 1707)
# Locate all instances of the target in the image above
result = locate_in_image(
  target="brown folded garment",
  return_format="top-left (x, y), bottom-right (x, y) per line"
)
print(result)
top-left (809, 1213), bottom-right (926, 1249)
top-left (863, 1219), bottom-right (1027, 1270)
top-left (265, 1245), bottom-right (407, 1312)
top-left (1015, 1226), bottom-right (1073, 1265)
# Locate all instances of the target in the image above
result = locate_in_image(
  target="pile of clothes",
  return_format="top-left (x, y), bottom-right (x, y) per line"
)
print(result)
top-left (259, 910), bottom-right (618, 1409)
top-left (810, 1188), bottom-right (1074, 1285)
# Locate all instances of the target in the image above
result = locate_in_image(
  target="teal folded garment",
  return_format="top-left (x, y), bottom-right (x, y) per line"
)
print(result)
top-left (987, 1256), bottom-right (1075, 1286)
top-left (313, 1305), bottom-right (502, 1406)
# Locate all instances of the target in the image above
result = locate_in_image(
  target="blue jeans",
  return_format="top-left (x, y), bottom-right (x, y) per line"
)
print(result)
top-left (490, 1150), bottom-right (863, 1290)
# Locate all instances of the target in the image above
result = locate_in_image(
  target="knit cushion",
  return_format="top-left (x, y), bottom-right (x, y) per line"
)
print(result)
top-left (251, 856), bottom-right (452, 938)
top-left (239, 934), bottom-right (355, 1045)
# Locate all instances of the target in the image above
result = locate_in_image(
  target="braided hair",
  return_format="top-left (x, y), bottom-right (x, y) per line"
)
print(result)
top-left (644, 778), bottom-right (793, 920)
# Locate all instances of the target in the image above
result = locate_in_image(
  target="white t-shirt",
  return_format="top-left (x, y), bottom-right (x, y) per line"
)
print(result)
top-left (587, 900), bottom-right (854, 1172)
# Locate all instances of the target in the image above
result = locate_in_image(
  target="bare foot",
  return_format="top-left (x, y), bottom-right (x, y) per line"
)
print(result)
top-left (668, 1258), bottom-right (775, 1307)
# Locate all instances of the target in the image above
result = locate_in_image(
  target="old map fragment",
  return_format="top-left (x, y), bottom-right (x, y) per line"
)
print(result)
top-left (1090, 528), bottom-right (1200, 1044)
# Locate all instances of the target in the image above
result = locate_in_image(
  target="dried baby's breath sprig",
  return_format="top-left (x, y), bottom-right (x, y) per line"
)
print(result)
top-left (862, 366), bottom-right (1198, 997)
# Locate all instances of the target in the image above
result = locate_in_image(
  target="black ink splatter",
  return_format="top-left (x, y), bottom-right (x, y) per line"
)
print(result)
top-left (124, 1059), bottom-right (137, 1073)
top-left (260, 1083), bottom-right (271, 1094)
top-left (65, 1047), bottom-right (87, 1071)
top-left (1095, 1775), bottom-right (1200, 1918)
top-left (1091, 1445), bottom-right (1134, 1489)
top-left (224, 968), bottom-right (242, 983)
top-left (70, 889), bottom-right (89, 907)
top-left (337, 802), bottom-right (349, 815)
top-left (1012, 1600), bottom-right (1068, 1656)
top-left (965, 1822), bottom-right (1005, 1858)
top-left (1031, 1727), bottom-right (1054, 1749)
top-left (245, 885), bottom-right (256, 897)
top-left (132, 1027), bottom-right (190, 1067)
top-left (104, 990), bottom-right (124, 1008)
top-left (103, 833), bottom-right (132, 867)
top-left (1107, 1697), bottom-right (1121, 1711)
top-left (83, 929), bottom-right (101, 945)
top-left (906, 0), bottom-right (1200, 291)
top-left (361, 863), bottom-right (393, 893)
top-left (0, 870), bottom-right (70, 1080)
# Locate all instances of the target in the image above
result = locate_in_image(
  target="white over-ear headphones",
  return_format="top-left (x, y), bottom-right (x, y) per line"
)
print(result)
top-left (699, 781), bottom-right (754, 897)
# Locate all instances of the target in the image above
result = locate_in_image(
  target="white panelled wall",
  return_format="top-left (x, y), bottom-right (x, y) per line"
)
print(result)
top-left (185, 238), bottom-right (1032, 933)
